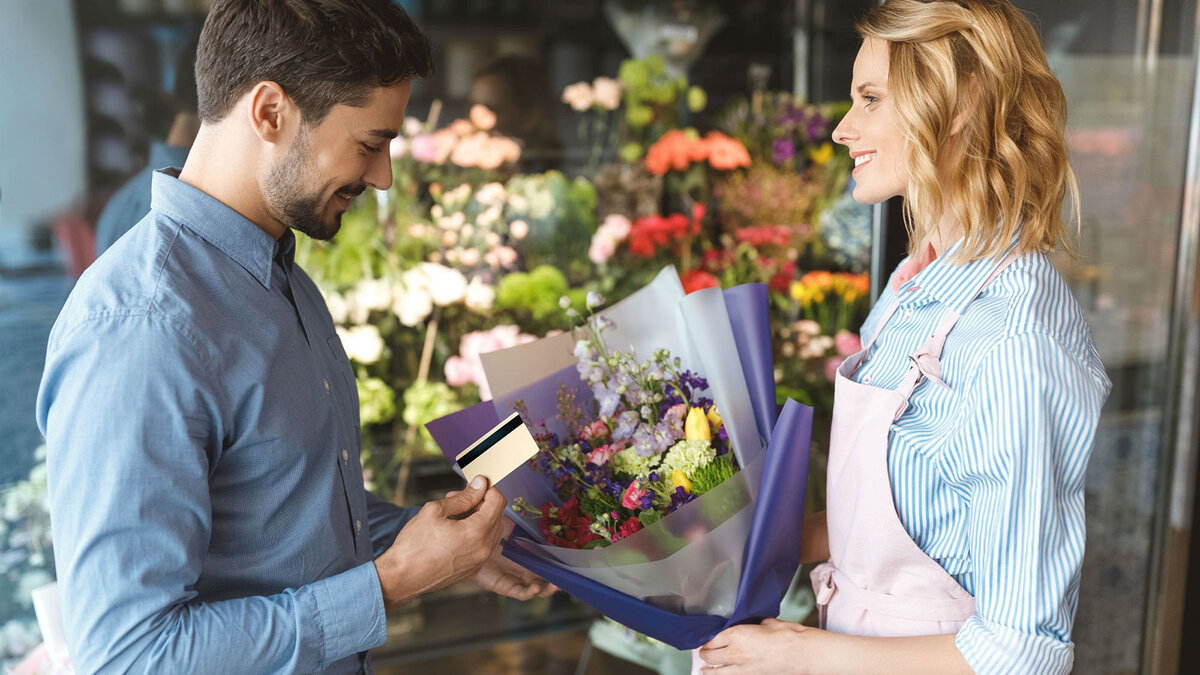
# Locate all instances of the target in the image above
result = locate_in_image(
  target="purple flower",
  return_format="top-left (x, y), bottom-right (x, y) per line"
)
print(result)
top-left (596, 386), bottom-right (620, 417)
top-left (614, 411), bottom-right (640, 440)
top-left (807, 114), bottom-right (829, 142)
top-left (772, 138), bottom-right (795, 165)
top-left (668, 486), bottom-right (697, 511)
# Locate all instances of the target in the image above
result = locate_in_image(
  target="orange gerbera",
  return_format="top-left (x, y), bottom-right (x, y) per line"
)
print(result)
top-left (704, 131), bottom-right (751, 171)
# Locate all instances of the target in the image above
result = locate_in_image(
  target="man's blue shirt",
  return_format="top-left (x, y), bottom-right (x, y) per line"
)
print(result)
top-left (38, 170), bottom-right (415, 673)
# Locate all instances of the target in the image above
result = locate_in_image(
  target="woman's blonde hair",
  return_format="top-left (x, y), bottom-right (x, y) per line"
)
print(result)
top-left (857, 0), bottom-right (1079, 261)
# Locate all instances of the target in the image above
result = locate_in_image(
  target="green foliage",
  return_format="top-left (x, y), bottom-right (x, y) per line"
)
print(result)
top-left (581, 485), bottom-right (621, 519)
top-left (690, 453), bottom-right (736, 495)
top-left (356, 375), bottom-right (397, 427)
top-left (401, 380), bottom-right (462, 455)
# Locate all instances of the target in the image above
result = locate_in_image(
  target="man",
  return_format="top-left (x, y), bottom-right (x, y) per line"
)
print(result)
top-left (94, 40), bottom-right (200, 256)
top-left (37, 1), bottom-right (548, 673)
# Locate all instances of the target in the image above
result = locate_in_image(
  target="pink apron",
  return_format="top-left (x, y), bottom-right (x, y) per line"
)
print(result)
top-left (809, 250), bottom-right (1019, 637)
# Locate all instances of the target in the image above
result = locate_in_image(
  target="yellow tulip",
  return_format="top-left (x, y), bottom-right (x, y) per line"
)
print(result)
top-left (671, 469), bottom-right (693, 493)
top-left (685, 406), bottom-right (711, 441)
top-left (808, 142), bottom-right (835, 165)
top-left (706, 406), bottom-right (723, 430)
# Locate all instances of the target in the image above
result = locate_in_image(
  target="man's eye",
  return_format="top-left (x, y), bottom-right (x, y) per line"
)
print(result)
top-left (362, 143), bottom-right (383, 154)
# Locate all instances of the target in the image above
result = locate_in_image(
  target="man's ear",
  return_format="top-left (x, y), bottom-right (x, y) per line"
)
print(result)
top-left (245, 81), bottom-right (294, 144)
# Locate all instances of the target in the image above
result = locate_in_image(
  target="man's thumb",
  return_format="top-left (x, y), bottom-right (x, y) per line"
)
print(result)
top-left (443, 475), bottom-right (488, 516)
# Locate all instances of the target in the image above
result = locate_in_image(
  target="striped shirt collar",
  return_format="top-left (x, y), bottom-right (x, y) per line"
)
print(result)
top-left (894, 234), bottom-right (1020, 315)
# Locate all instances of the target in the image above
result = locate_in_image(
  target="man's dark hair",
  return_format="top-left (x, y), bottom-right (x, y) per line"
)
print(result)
top-left (195, 0), bottom-right (433, 125)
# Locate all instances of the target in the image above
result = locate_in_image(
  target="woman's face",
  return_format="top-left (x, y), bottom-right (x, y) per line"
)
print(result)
top-left (832, 37), bottom-right (910, 204)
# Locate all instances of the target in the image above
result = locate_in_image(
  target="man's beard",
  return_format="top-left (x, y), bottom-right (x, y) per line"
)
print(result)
top-left (263, 126), bottom-right (364, 241)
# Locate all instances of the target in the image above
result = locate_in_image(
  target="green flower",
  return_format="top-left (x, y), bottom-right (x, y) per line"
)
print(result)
top-left (612, 446), bottom-right (659, 478)
top-left (626, 104), bottom-right (653, 128)
top-left (619, 142), bottom-right (644, 163)
top-left (356, 376), bottom-right (397, 427)
top-left (659, 439), bottom-right (716, 477)
top-left (402, 380), bottom-right (462, 450)
top-left (687, 86), bottom-right (708, 113)
top-left (619, 59), bottom-right (649, 89)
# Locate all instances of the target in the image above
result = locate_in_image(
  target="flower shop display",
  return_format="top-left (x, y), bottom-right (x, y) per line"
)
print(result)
top-left (293, 52), bottom-right (870, 507)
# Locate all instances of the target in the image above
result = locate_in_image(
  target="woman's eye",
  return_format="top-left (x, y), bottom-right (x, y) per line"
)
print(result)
top-left (865, 96), bottom-right (879, 106)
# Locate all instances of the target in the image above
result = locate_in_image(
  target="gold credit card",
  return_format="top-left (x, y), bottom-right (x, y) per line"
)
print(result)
top-left (454, 412), bottom-right (539, 485)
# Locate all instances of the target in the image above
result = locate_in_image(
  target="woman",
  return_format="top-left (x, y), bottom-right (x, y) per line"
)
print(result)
top-left (699, 1), bottom-right (1111, 673)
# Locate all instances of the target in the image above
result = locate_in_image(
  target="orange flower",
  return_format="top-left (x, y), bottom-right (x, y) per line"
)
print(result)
top-left (645, 130), bottom-right (695, 175)
top-left (704, 131), bottom-right (751, 171)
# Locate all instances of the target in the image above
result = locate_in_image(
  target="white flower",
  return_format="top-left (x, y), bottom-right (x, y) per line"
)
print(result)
top-left (600, 213), bottom-right (632, 241)
top-left (354, 278), bottom-right (393, 311)
top-left (592, 76), bottom-right (622, 110)
top-left (338, 325), bottom-right (385, 364)
top-left (509, 219), bottom-right (529, 240)
top-left (561, 81), bottom-right (594, 111)
top-left (392, 285), bottom-right (433, 326)
top-left (475, 182), bottom-right (507, 207)
top-left (465, 277), bottom-right (496, 312)
top-left (417, 262), bottom-right (469, 306)
top-left (322, 289), bottom-right (350, 324)
top-left (404, 116), bottom-right (423, 136)
top-left (507, 194), bottom-right (529, 212)
top-left (343, 291), bottom-right (371, 325)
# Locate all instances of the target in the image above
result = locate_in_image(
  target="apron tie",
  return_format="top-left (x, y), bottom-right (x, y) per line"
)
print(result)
top-left (811, 562), bottom-right (837, 607)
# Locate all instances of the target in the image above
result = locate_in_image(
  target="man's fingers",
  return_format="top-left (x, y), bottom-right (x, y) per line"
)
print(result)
top-left (441, 476), bottom-right (488, 517)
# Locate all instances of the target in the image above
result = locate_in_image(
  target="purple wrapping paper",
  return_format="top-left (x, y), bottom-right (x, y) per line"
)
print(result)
top-left (426, 280), bottom-right (812, 650)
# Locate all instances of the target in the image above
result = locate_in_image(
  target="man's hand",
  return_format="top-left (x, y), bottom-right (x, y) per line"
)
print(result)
top-left (471, 544), bottom-right (558, 601)
top-left (373, 476), bottom-right (506, 611)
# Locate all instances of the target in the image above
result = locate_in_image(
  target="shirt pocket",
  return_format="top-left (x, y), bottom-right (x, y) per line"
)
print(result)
top-left (326, 334), bottom-right (361, 432)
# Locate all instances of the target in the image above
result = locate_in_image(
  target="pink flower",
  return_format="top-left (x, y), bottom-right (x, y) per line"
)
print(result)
top-left (495, 137), bottom-right (522, 163)
top-left (592, 76), bottom-right (622, 111)
top-left (451, 132), bottom-right (485, 168)
top-left (389, 136), bottom-right (409, 158)
top-left (469, 104), bottom-right (497, 131)
top-left (600, 213), bottom-right (632, 240)
top-left (410, 134), bottom-right (437, 163)
top-left (834, 330), bottom-right (862, 357)
top-left (824, 356), bottom-right (842, 382)
top-left (458, 248), bottom-right (481, 266)
top-left (446, 325), bottom-right (536, 398)
top-left (444, 355), bottom-right (479, 388)
top-left (562, 81), bottom-right (594, 111)
top-left (621, 481), bottom-right (648, 510)
top-left (509, 219), bottom-right (529, 240)
top-left (588, 232), bottom-right (617, 265)
top-left (587, 442), bottom-right (621, 466)
top-left (432, 130), bottom-right (457, 164)
top-left (581, 419), bottom-right (610, 443)
top-left (449, 119), bottom-right (475, 136)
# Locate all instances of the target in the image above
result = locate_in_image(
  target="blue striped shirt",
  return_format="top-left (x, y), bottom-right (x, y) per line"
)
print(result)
top-left (853, 241), bottom-right (1111, 674)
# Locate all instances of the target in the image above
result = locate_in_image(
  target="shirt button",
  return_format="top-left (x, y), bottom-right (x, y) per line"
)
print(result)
top-left (342, 449), bottom-right (349, 462)
top-left (323, 379), bottom-right (330, 393)
top-left (355, 519), bottom-right (362, 532)
top-left (862, 374), bottom-right (872, 384)
top-left (904, 308), bottom-right (914, 319)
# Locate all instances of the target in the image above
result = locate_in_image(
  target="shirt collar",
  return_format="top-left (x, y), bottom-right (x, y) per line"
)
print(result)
top-left (894, 233), bottom-right (1020, 315)
top-left (150, 169), bottom-right (281, 289)
top-left (147, 142), bottom-right (190, 172)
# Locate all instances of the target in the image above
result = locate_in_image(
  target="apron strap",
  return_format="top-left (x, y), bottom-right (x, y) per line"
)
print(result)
top-left (890, 248), bottom-right (1022, 420)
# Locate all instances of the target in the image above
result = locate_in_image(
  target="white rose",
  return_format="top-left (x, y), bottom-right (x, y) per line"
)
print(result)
top-left (341, 325), bottom-right (385, 364)
top-left (465, 277), bottom-right (496, 312)
top-left (417, 262), bottom-right (469, 306)
top-left (393, 285), bottom-right (433, 326)
top-left (323, 290), bottom-right (350, 324)
top-left (354, 278), bottom-right (393, 311)
top-left (592, 76), bottom-right (622, 110)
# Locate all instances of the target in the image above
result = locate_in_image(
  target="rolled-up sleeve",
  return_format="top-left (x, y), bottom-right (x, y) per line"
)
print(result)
top-left (36, 313), bottom-right (387, 673)
top-left (942, 330), bottom-right (1109, 675)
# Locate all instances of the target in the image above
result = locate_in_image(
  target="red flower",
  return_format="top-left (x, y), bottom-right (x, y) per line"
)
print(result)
top-left (681, 269), bottom-right (721, 294)
top-left (612, 516), bottom-right (644, 543)
top-left (769, 261), bottom-right (796, 294)
top-left (541, 494), bottom-right (603, 549)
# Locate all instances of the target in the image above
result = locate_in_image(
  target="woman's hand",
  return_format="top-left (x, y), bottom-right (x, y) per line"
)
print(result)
top-left (698, 618), bottom-right (829, 674)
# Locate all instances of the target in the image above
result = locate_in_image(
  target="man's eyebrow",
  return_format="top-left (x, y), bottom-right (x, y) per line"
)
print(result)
top-left (365, 128), bottom-right (398, 140)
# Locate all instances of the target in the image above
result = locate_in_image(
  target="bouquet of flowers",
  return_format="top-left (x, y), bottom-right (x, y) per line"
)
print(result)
top-left (427, 267), bottom-right (812, 649)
